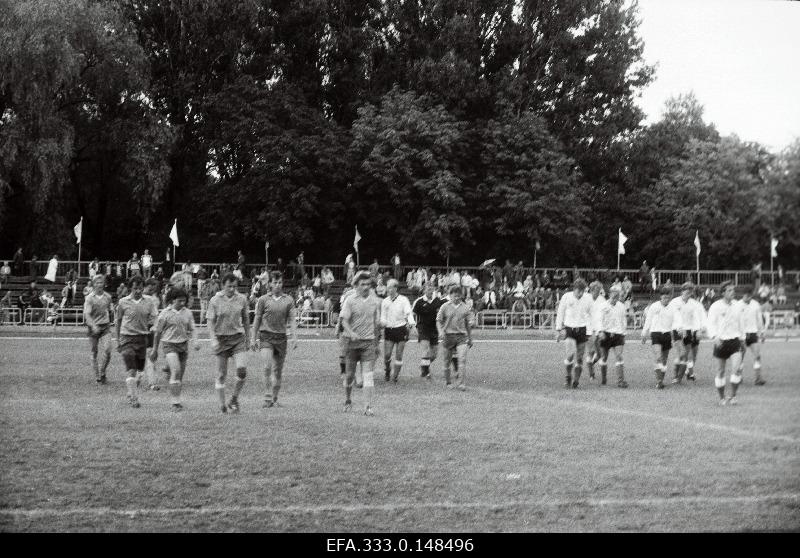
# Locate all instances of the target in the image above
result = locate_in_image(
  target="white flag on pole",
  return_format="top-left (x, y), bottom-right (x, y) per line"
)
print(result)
top-left (771, 237), bottom-right (778, 258)
top-left (617, 229), bottom-right (627, 255)
top-left (694, 231), bottom-right (701, 256)
top-left (169, 219), bottom-right (179, 247)
top-left (353, 226), bottom-right (361, 253)
top-left (73, 217), bottom-right (82, 244)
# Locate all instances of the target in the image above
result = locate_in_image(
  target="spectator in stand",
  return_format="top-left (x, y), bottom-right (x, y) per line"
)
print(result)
top-left (776, 284), bottom-right (787, 306)
top-left (523, 274), bottom-right (534, 293)
top-left (127, 252), bottom-right (141, 278)
top-left (196, 265), bottom-right (208, 299)
top-left (141, 249), bottom-right (153, 279)
top-left (369, 258), bottom-right (380, 279)
top-left (542, 270), bottom-right (551, 288)
top-left (116, 281), bottom-right (129, 302)
top-left (303, 280), bottom-right (314, 302)
top-left (514, 261), bottom-right (525, 283)
top-left (0, 290), bottom-right (11, 324)
top-left (117, 261), bottom-right (125, 279)
top-left (461, 270), bottom-right (473, 298)
top-left (89, 258), bottom-right (100, 280)
top-left (553, 269), bottom-right (567, 288)
top-left (249, 268), bottom-right (259, 289)
top-left (312, 293), bottom-right (325, 312)
top-left (492, 265), bottom-right (502, 290)
top-left (778, 264), bottom-right (784, 284)
top-left (392, 253), bottom-right (402, 280)
top-left (375, 274), bottom-right (387, 298)
top-left (611, 276), bottom-right (621, 294)
top-left (61, 280), bottom-right (75, 307)
top-left (758, 283), bottom-right (770, 302)
top-left (300, 272), bottom-right (311, 292)
top-left (237, 250), bottom-right (246, 275)
top-left (321, 266), bottom-right (335, 297)
top-left (297, 251), bottom-right (305, 280)
top-left (482, 288), bottom-right (497, 310)
top-left (751, 263), bottom-right (762, 292)
top-left (30, 255), bottom-right (38, 281)
top-left (544, 288), bottom-right (555, 311)
top-left (406, 267), bottom-right (415, 287)
top-left (795, 300), bottom-right (800, 326)
top-left (438, 273), bottom-right (447, 290)
top-left (200, 274), bottom-right (219, 325)
top-left (622, 275), bottom-right (633, 300)
top-left (17, 281), bottom-right (41, 325)
top-left (639, 260), bottom-right (650, 292)
top-left (0, 261), bottom-right (9, 285)
top-left (502, 260), bottom-right (514, 284)
top-left (182, 262), bottom-right (194, 295)
top-left (664, 278), bottom-right (673, 291)
top-left (164, 248), bottom-right (173, 276)
top-left (344, 254), bottom-right (355, 284)
top-left (651, 266), bottom-right (658, 292)
top-left (312, 273), bottom-right (321, 295)
top-left (13, 248), bottom-right (24, 277)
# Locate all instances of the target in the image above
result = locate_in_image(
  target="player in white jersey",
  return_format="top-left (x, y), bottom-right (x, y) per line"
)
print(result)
top-left (707, 281), bottom-right (746, 405)
top-left (738, 291), bottom-right (766, 386)
top-left (555, 278), bottom-right (593, 388)
top-left (598, 284), bottom-right (628, 387)
top-left (641, 286), bottom-right (676, 389)
top-left (381, 279), bottom-right (415, 382)
top-left (585, 281), bottom-right (606, 381)
top-left (667, 282), bottom-right (707, 384)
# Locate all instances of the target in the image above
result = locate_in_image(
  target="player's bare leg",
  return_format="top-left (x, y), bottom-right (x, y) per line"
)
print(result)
top-left (216, 355), bottom-right (228, 413)
top-left (343, 351), bottom-right (357, 411)
top-left (572, 341), bottom-right (586, 388)
top-left (392, 340), bottom-right (407, 382)
top-left (652, 343), bottom-right (667, 389)
top-left (228, 351), bottom-right (248, 411)
top-left (455, 343), bottom-right (468, 390)
top-left (672, 343), bottom-right (688, 384)
top-left (563, 337), bottom-right (577, 388)
top-left (363, 358), bottom-right (376, 415)
top-left (686, 344), bottom-right (699, 381)
top-left (166, 352), bottom-right (184, 410)
top-left (714, 357), bottom-right (728, 405)
top-left (260, 347), bottom-right (275, 406)
top-left (728, 351), bottom-right (743, 404)
top-left (611, 345), bottom-right (628, 387)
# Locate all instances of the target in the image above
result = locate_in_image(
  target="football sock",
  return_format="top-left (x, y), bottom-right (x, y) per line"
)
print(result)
top-left (215, 381), bottom-right (226, 407)
top-left (125, 375), bottom-right (136, 397)
top-left (714, 375), bottom-right (726, 399)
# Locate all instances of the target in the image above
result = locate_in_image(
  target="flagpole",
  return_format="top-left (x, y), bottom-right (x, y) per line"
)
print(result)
top-left (770, 253), bottom-right (774, 288)
top-left (696, 252), bottom-right (700, 286)
top-left (77, 217), bottom-right (82, 276)
top-left (534, 249), bottom-right (537, 271)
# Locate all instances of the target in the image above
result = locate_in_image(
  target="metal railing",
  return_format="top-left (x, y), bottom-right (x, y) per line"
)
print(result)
top-left (0, 308), bottom-right (21, 325)
top-left (5, 260), bottom-right (798, 289)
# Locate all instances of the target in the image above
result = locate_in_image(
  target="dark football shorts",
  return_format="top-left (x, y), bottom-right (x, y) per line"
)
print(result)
top-left (418, 329), bottom-right (439, 346)
top-left (713, 338), bottom-right (741, 359)
top-left (87, 324), bottom-right (111, 353)
top-left (650, 332), bottom-right (672, 351)
top-left (565, 326), bottom-right (588, 344)
top-left (118, 334), bottom-right (148, 371)
top-left (347, 339), bottom-right (378, 364)
top-left (259, 331), bottom-right (288, 369)
top-left (214, 333), bottom-right (246, 358)
top-left (384, 326), bottom-right (409, 343)
top-left (745, 333), bottom-right (759, 347)
top-left (443, 333), bottom-right (467, 351)
top-left (600, 333), bottom-right (625, 350)
top-left (147, 331), bottom-right (155, 349)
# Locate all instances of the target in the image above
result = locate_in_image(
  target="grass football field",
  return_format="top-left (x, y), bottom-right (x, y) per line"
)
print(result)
top-left (1, 331), bottom-right (799, 532)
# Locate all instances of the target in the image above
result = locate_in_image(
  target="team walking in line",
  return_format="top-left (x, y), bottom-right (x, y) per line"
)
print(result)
top-left (82, 270), bottom-right (769, 414)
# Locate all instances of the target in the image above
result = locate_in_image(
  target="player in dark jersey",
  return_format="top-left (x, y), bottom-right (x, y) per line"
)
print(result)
top-left (412, 283), bottom-right (444, 380)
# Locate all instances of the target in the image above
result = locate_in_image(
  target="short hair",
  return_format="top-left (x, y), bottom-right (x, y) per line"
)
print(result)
top-left (659, 286), bottom-right (672, 296)
top-left (449, 285), bottom-right (462, 295)
top-left (387, 278), bottom-right (399, 289)
top-left (720, 280), bottom-right (734, 291)
top-left (609, 284), bottom-right (622, 294)
top-left (589, 280), bottom-right (602, 292)
top-left (352, 270), bottom-right (371, 286)
top-left (222, 272), bottom-right (238, 285)
top-left (145, 278), bottom-right (159, 288)
top-left (573, 278), bottom-right (587, 290)
top-left (92, 274), bottom-right (105, 284)
top-left (270, 271), bottom-right (283, 282)
top-left (742, 290), bottom-right (753, 298)
top-left (167, 287), bottom-right (188, 304)
top-left (128, 275), bottom-right (144, 288)
top-left (681, 281), bottom-right (694, 291)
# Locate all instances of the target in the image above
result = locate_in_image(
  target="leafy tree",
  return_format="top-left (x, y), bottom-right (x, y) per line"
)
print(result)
top-left (349, 88), bottom-right (470, 260)
top-left (0, 0), bottom-right (171, 257)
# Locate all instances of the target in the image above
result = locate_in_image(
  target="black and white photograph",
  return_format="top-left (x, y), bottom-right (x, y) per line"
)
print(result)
top-left (0, 0), bottom-right (798, 536)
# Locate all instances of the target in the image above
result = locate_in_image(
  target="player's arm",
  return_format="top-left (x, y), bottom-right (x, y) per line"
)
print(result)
top-left (706, 305), bottom-right (719, 346)
top-left (288, 305), bottom-right (298, 350)
top-left (150, 311), bottom-right (165, 361)
top-left (379, 298), bottom-right (389, 329)
top-left (206, 300), bottom-right (219, 349)
top-left (188, 311), bottom-right (200, 351)
top-left (641, 305), bottom-right (651, 343)
top-left (114, 302), bottom-right (123, 340)
top-left (405, 298), bottom-right (416, 331)
top-left (251, 298), bottom-right (263, 350)
top-left (465, 310), bottom-right (473, 348)
top-left (373, 304), bottom-right (381, 345)
top-left (554, 296), bottom-right (566, 340)
top-left (340, 298), bottom-right (355, 339)
top-left (241, 300), bottom-right (251, 350)
top-left (83, 299), bottom-right (96, 333)
top-left (758, 306), bottom-right (767, 340)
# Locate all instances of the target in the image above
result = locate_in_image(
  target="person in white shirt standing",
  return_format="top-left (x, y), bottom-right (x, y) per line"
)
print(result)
top-left (641, 286), bottom-right (676, 389)
top-left (585, 281), bottom-right (606, 382)
top-left (381, 279), bottom-right (415, 383)
top-left (738, 290), bottom-right (767, 386)
top-left (141, 249), bottom-right (153, 279)
top-left (598, 284), bottom-right (628, 388)
top-left (555, 278), bottom-right (593, 389)
top-left (707, 281), bottom-right (746, 405)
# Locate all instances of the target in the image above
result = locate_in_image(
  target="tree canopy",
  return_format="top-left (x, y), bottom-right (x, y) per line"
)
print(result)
top-left (1, 0), bottom-right (797, 268)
